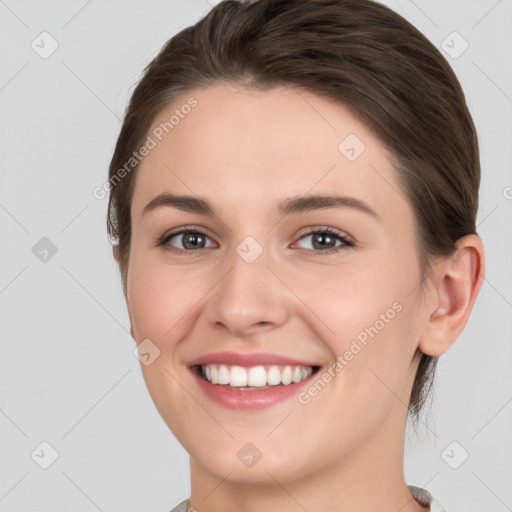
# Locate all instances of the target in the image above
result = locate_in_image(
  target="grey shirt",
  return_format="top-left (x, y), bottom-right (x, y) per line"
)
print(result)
top-left (169, 485), bottom-right (447, 511)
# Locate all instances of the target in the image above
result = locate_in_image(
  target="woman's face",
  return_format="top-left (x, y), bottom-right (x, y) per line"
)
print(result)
top-left (126, 83), bottom-right (430, 483)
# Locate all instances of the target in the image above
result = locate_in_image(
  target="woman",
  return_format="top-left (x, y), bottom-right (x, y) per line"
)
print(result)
top-left (106, 1), bottom-right (485, 510)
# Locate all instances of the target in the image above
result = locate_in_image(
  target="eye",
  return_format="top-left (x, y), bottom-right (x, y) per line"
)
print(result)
top-left (293, 227), bottom-right (354, 255)
top-left (156, 226), bottom-right (354, 256)
top-left (157, 228), bottom-right (215, 254)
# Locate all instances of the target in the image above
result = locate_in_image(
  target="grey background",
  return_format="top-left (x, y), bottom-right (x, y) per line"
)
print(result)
top-left (0, 0), bottom-right (511, 511)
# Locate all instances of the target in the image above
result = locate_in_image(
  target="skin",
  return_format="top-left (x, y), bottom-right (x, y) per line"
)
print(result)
top-left (116, 83), bottom-right (484, 512)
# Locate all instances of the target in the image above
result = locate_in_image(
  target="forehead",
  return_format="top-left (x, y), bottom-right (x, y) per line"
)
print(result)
top-left (131, 83), bottom-right (405, 220)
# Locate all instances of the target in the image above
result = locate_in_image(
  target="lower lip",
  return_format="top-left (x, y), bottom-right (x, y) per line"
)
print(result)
top-left (190, 367), bottom-right (317, 410)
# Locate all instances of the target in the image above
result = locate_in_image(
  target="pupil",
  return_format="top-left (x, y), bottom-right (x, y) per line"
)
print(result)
top-left (183, 232), bottom-right (204, 249)
top-left (313, 233), bottom-right (334, 250)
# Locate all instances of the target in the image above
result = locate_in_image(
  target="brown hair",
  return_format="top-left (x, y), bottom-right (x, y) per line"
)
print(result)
top-left (106, 0), bottom-right (480, 425)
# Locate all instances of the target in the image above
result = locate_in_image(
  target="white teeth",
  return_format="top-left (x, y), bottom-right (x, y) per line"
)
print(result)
top-left (281, 366), bottom-right (293, 385)
top-left (210, 365), bottom-right (219, 384)
top-left (230, 365), bottom-right (247, 386)
top-left (247, 366), bottom-right (267, 387)
top-left (200, 364), bottom-right (315, 388)
top-left (292, 367), bottom-right (303, 383)
top-left (218, 364), bottom-right (230, 385)
top-left (267, 365), bottom-right (281, 386)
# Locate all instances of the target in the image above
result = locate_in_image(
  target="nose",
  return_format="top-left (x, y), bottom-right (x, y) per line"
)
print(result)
top-left (203, 242), bottom-right (290, 337)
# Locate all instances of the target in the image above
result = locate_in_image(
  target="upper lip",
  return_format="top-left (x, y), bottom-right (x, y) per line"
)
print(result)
top-left (187, 351), bottom-right (320, 368)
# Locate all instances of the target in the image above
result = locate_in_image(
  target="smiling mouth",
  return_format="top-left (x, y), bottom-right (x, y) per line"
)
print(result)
top-left (193, 363), bottom-right (321, 390)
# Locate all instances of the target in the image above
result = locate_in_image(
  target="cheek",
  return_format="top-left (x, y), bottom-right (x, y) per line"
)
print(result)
top-left (289, 258), bottom-right (402, 345)
top-left (293, 250), bottom-right (421, 392)
top-left (127, 252), bottom-right (206, 345)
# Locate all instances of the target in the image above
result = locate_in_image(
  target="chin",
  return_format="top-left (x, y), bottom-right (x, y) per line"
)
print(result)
top-left (189, 443), bottom-right (313, 486)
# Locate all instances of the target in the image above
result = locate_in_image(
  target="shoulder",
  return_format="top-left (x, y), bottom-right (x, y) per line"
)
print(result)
top-left (171, 491), bottom-right (447, 512)
top-left (168, 498), bottom-right (190, 512)
top-left (408, 485), bottom-right (448, 512)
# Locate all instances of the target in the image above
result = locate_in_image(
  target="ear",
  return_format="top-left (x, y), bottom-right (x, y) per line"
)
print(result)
top-left (111, 245), bottom-right (135, 338)
top-left (128, 308), bottom-right (135, 340)
top-left (112, 244), bottom-right (121, 263)
top-left (418, 234), bottom-right (485, 356)
top-left (124, 291), bottom-right (135, 340)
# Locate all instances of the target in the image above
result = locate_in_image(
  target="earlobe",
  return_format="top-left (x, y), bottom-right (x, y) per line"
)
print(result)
top-left (129, 312), bottom-right (135, 339)
top-left (125, 298), bottom-right (135, 339)
top-left (112, 245), bottom-right (134, 338)
top-left (418, 234), bottom-right (485, 356)
top-left (112, 245), bottom-right (121, 263)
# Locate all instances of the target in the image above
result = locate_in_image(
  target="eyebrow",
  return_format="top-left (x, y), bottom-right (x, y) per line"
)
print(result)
top-left (141, 192), bottom-right (380, 221)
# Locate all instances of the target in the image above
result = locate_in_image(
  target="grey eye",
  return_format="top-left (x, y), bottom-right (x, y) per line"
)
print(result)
top-left (166, 231), bottom-right (214, 250)
top-left (298, 232), bottom-right (341, 250)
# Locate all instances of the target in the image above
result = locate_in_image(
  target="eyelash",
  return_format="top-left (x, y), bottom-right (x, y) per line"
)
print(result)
top-left (155, 226), bottom-right (354, 257)
top-left (295, 226), bottom-right (355, 256)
